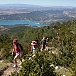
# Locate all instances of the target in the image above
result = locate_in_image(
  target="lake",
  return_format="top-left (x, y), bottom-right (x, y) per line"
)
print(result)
top-left (0, 20), bottom-right (47, 27)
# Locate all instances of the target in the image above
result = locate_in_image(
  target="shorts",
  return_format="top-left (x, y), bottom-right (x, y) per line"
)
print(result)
top-left (33, 48), bottom-right (37, 54)
top-left (14, 52), bottom-right (20, 59)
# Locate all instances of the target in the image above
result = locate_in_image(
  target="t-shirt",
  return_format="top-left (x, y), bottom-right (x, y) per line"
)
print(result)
top-left (14, 44), bottom-right (20, 53)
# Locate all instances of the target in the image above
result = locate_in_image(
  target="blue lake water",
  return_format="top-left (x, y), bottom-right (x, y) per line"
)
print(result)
top-left (0, 20), bottom-right (47, 27)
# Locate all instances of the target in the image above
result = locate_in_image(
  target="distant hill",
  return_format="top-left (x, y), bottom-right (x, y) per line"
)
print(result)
top-left (0, 4), bottom-right (76, 25)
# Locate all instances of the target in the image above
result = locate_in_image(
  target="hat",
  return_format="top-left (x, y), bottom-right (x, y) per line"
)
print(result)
top-left (31, 41), bottom-right (36, 45)
top-left (13, 39), bottom-right (17, 42)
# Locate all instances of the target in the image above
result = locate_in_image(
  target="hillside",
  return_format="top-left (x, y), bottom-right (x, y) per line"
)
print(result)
top-left (0, 5), bottom-right (76, 25)
top-left (0, 20), bottom-right (76, 76)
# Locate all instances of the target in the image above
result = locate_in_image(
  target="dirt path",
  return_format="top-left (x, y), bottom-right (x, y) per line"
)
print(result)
top-left (1, 63), bottom-right (21, 76)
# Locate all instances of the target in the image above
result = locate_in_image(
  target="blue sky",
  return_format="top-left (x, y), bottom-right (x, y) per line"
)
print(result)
top-left (0, 0), bottom-right (76, 7)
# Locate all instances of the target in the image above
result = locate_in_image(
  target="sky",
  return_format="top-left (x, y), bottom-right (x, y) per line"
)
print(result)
top-left (0, 0), bottom-right (76, 7)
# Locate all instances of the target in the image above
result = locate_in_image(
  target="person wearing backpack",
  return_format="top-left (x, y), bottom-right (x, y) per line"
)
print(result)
top-left (12, 39), bottom-right (22, 68)
top-left (35, 38), bottom-right (40, 51)
top-left (46, 38), bottom-right (49, 51)
top-left (41, 37), bottom-right (46, 51)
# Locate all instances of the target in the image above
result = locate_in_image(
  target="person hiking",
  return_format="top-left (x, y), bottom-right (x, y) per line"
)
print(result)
top-left (31, 41), bottom-right (37, 55)
top-left (12, 39), bottom-right (22, 68)
top-left (35, 38), bottom-right (40, 51)
top-left (41, 37), bottom-right (46, 51)
top-left (46, 38), bottom-right (49, 51)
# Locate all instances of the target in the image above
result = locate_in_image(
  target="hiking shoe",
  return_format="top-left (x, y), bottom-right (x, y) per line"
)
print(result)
top-left (13, 65), bottom-right (17, 68)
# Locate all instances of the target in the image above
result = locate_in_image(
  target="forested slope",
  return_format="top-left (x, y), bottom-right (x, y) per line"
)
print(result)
top-left (0, 20), bottom-right (76, 76)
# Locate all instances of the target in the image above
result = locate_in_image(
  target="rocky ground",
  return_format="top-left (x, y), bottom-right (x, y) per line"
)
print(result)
top-left (1, 62), bottom-right (21, 76)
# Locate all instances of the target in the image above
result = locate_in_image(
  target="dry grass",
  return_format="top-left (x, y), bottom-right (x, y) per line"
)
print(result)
top-left (55, 67), bottom-right (74, 76)
top-left (0, 62), bottom-right (7, 70)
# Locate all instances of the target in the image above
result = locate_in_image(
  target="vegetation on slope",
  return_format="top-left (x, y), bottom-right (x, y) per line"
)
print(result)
top-left (0, 20), bottom-right (76, 75)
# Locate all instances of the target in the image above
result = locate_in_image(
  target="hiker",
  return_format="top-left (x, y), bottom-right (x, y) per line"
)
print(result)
top-left (31, 41), bottom-right (37, 55)
top-left (35, 38), bottom-right (40, 51)
top-left (12, 39), bottom-right (22, 68)
top-left (55, 33), bottom-right (59, 42)
top-left (41, 37), bottom-right (46, 51)
top-left (46, 38), bottom-right (49, 50)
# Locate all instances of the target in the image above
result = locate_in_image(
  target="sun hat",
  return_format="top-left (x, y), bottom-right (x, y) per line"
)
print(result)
top-left (13, 39), bottom-right (17, 42)
top-left (31, 41), bottom-right (37, 45)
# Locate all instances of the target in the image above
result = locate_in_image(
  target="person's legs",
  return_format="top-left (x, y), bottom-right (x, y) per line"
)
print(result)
top-left (13, 52), bottom-right (20, 67)
top-left (19, 56), bottom-right (22, 62)
top-left (42, 44), bottom-right (45, 51)
top-left (41, 44), bottom-right (43, 51)
top-left (18, 55), bottom-right (22, 66)
top-left (13, 58), bottom-right (17, 67)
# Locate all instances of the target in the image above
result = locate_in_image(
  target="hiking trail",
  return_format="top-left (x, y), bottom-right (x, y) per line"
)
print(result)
top-left (1, 62), bottom-right (21, 76)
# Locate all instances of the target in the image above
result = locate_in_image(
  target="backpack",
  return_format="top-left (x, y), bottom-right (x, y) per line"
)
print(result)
top-left (42, 39), bottom-right (46, 45)
top-left (35, 39), bottom-right (39, 46)
top-left (16, 43), bottom-right (23, 51)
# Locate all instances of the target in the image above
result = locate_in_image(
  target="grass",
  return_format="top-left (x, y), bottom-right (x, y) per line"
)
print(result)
top-left (55, 67), bottom-right (74, 76)
top-left (0, 62), bottom-right (7, 70)
top-left (0, 59), bottom-right (12, 70)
